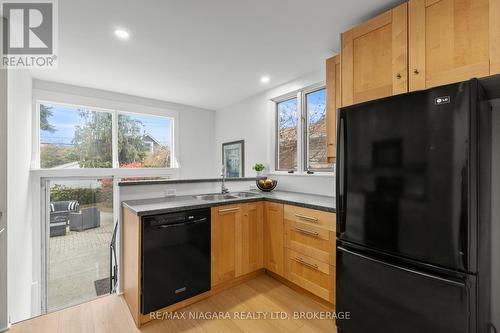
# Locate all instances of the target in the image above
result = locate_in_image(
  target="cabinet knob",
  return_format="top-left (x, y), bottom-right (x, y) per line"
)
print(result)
top-left (413, 69), bottom-right (420, 75)
top-left (396, 73), bottom-right (402, 80)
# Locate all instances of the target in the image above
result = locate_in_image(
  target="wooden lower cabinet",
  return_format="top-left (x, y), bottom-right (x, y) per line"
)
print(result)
top-left (211, 204), bottom-right (240, 286)
top-left (285, 249), bottom-right (335, 304)
top-left (212, 202), bottom-right (264, 286)
top-left (284, 205), bottom-right (336, 304)
top-left (264, 202), bottom-right (284, 276)
top-left (285, 220), bottom-right (336, 266)
top-left (124, 201), bottom-right (335, 328)
top-left (238, 202), bottom-right (264, 275)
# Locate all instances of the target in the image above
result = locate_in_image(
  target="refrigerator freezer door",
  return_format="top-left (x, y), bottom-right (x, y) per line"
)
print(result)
top-left (336, 246), bottom-right (473, 333)
top-left (337, 81), bottom-right (473, 272)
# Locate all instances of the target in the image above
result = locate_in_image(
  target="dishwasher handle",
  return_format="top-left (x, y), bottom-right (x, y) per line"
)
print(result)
top-left (152, 217), bottom-right (208, 229)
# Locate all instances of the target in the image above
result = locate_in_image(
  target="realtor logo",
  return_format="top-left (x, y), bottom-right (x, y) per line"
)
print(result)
top-left (1, 0), bottom-right (58, 68)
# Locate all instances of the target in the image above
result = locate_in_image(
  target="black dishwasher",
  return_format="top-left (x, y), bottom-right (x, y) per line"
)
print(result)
top-left (141, 208), bottom-right (211, 314)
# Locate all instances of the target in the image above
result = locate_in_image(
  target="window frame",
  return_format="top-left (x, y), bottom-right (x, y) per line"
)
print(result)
top-left (273, 82), bottom-right (333, 174)
top-left (274, 93), bottom-right (300, 172)
top-left (303, 86), bottom-right (334, 173)
top-left (116, 110), bottom-right (175, 169)
top-left (33, 99), bottom-right (177, 172)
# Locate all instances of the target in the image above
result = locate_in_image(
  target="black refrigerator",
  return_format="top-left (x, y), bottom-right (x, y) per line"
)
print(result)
top-left (335, 79), bottom-right (492, 333)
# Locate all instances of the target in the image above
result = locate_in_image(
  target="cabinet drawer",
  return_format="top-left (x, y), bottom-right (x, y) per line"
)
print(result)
top-left (285, 249), bottom-right (334, 303)
top-left (285, 220), bottom-right (335, 265)
top-left (284, 205), bottom-right (336, 231)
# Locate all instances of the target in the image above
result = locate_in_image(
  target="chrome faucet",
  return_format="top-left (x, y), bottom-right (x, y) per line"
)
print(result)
top-left (221, 165), bottom-right (229, 194)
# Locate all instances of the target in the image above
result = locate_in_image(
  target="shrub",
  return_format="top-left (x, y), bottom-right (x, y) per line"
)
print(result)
top-left (50, 182), bottom-right (113, 209)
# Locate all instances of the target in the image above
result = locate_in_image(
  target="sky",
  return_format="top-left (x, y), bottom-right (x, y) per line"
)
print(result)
top-left (40, 104), bottom-right (172, 146)
top-left (278, 88), bottom-right (326, 129)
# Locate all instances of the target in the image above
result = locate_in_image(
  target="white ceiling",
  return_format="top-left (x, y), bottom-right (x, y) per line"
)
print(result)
top-left (31, 0), bottom-right (403, 110)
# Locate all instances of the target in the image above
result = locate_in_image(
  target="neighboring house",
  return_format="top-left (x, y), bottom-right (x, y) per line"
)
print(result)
top-left (142, 133), bottom-right (161, 154)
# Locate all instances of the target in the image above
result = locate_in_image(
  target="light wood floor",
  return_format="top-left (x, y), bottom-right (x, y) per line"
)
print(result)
top-left (10, 274), bottom-right (338, 333)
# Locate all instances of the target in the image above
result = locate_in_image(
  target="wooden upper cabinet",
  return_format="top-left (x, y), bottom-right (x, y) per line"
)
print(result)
top-left (326, 55), bottom-right (341, 163)
top-left (341, 3), bottom-right (408, 107)
top-left (409, 0), bottom-right (498, 91)
top-left (492, 0), bottom-right (500, 74)
top-left (237, 202), bottom-right (264, 276)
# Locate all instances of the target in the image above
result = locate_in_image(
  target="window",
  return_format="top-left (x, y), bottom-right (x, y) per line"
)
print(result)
top-left (118, 113), bottom-right (173, 168)
top-left (305, 88), bottom-right (333, 170)
top-left (38, 102), bottom-right (175, 169)
top-left (276, 97), bottom-right (298, 171)
top-left (274, 85), bottom-right (333, 173)
top-left (40, 103), bottom-right (113, 169)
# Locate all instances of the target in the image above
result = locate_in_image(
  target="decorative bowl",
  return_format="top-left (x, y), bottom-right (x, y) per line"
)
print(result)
top-left (256, 178), bottom-right (278, 192)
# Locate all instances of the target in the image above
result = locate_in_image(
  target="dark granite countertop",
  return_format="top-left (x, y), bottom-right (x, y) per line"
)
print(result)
top-left (122, 190), bottom-right (335, 216)
top-left (118, 177), bottom-right (266, 186)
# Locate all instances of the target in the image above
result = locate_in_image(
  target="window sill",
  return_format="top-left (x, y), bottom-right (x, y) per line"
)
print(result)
top-left (30, 167), bottom-right (179, 179)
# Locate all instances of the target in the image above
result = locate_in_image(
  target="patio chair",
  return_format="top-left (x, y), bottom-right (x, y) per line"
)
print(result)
top-left (49, 200), bottom-right (80, 237)
top-left (69, 207), bottom-right (101, 231)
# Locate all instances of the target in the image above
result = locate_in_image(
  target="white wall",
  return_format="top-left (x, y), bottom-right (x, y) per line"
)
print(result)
top-left (491, 99), bottom-right (500, 330)
top-left (7, 71), bottom-right (33, 323)
top-left (0, 68), bottom-right (8, 332)
top-left (214, 68), bottom-right (335, 197)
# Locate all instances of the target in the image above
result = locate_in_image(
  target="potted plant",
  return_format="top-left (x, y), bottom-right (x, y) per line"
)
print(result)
top-left (253, 163), bottom-right (265, 177)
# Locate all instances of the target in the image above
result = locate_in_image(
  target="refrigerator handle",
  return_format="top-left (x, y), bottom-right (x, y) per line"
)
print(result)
top-left (337, 246), bottom-right (466, 288)
top-left (336, 114), bottom-right (346, 233)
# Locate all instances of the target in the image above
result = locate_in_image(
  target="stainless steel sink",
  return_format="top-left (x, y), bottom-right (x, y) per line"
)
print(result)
top-left (195, 194), bottom-right (237, 201)
top-left (233, 192), bottom-right (260, 198)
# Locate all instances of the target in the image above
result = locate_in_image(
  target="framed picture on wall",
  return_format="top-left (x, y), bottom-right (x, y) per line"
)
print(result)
top-left (222, 140), bottom-right (245, 178)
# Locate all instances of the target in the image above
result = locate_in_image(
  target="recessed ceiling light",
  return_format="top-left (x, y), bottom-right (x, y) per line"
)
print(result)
top-left (114, 29), bottom-right (130, 40)
top-left (260, 76), bottom-right (270, 83)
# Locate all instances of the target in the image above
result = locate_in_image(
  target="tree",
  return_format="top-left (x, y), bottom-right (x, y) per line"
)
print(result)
top-left (72, 111), bottom-right (147, 168)
top-left (118, 115), bottom-right (146, 166)
top-left (40, 145), bottom-right (78, 168)
top-left (40, 104), bottom-right (56, 133)
top-left (73, 111), bottom-right (113, 168)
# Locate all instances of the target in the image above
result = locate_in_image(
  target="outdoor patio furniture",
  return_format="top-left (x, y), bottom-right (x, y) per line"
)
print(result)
top-left (69, 207), bottom-right (101, 231)
top-left (50, 200), bottom-right (80, 237)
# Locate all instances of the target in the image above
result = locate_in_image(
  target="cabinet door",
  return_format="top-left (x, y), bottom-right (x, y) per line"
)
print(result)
top-left (237, 202), bottom-right (264, 276)
top-left (409, 0), bottom-right (493, 91)
top-left (264, 202), bottom-right (284, 276)
top-left (342, 3), bottom-right (408, 107)
top-left (492, 0), bottom-right (500, 75)
top-left (211, 204), bottom-right (241, 286)
top-left (326, 55), bottom-right (341, 163)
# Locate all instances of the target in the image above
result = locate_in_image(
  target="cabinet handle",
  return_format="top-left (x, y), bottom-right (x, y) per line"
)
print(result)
top-left (218, 207), bottom-right (240, 214)
top-left (396, 73), bottom-right (402, 80)
top-left (295, 257), bottom-right (319, 270)
top-left (413, 69), bottom-right (420, 75)
top-left (294, 213), bottom-right (318, 223)
top-left (294, 227), bottom-right (319, 238)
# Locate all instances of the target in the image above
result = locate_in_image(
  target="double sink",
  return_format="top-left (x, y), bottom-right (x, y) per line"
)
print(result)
top-left (195, 192), bottom-right (261, 201)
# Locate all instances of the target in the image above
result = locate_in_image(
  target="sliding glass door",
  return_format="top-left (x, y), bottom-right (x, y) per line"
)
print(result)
top-left (43, 178), bottom-right (115, 312)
